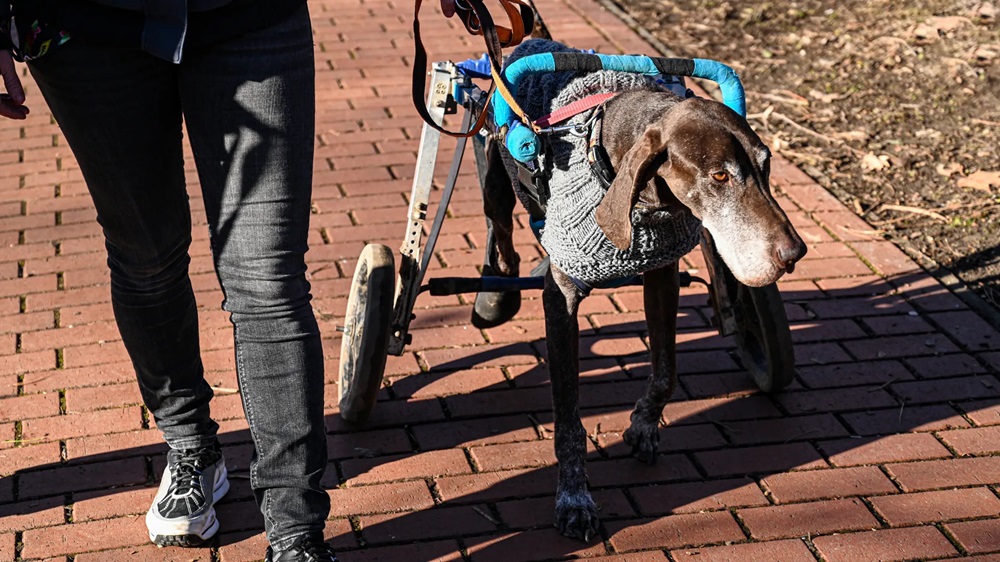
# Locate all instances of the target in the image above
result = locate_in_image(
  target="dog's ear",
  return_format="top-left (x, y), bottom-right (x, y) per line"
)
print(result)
top-left (595, 127), bottom-right (669, 251)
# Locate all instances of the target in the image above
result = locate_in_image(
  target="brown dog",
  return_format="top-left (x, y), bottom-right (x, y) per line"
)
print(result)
top-left (478, 81), bottom-right (806, 540)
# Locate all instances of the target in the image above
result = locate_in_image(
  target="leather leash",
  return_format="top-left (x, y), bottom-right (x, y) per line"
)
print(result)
top-left (412, 0), bottom-right (537, 137)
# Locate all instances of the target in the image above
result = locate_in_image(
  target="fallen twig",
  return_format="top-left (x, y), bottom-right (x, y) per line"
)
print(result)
top-left (527, 414), bottom-right (551, 438)
top-left (837, 225), bottom-right (884, 238)
top-left (747, 90), bottom-right (810, 107)
top-left (879, 204), bottom-right (949, 223)
top-left (775, 148), bottom-right (835, 163)
top-left (770, 111), bottom-right (849, 145)
top-left (758, 110), bottom-right (868, 158)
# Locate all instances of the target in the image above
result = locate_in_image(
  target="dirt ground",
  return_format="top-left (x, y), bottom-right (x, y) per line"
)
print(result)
top-left (611, 0), bottom-right (1000, 309)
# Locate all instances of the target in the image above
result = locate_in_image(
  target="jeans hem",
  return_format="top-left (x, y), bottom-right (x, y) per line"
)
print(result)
top-left (269, 529), bottom-right (327, 552)
top-left (165, 434), bottom-right (219, 451)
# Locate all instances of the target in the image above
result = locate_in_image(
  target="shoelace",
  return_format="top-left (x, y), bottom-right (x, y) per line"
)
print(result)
top-left (169, 449), bottom-right (214, 495)
top-left (287, 537), bottom-right (338, 562)
top-left (304, 545), bottom-right (337, 562)
top-left (169, 463), bottom-right (202, 495)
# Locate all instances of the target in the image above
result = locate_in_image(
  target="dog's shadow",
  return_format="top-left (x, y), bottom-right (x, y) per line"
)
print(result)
top-left (4, 273), bottom-right (997, 561)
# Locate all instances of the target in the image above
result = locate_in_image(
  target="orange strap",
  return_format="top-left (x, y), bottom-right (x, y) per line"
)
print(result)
top-left (453, 0), bottom-right (533, 47)
top-left (490, 56), bottom-right (541, 134)
top-left (411, 0), bottom-right (535, 137)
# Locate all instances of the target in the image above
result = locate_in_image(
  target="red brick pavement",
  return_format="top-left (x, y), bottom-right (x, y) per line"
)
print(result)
top-left (1, 0), bottom-right (999, 560)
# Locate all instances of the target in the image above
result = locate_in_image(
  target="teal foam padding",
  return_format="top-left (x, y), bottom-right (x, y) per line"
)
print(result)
top-left (505, 122), bottom-right (541, 163)
top-left (593, 54), bottom-right (660, 75)
top-left (492, 53), bottom-right (747, 163)
top-left (692, 59), bottom-right (746, 116)
top-left (492, 53), bottom-right (556, 133)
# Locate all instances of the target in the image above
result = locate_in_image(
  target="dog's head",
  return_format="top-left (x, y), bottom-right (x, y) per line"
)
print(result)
top-left (595, 96), bottom-right (806, 287)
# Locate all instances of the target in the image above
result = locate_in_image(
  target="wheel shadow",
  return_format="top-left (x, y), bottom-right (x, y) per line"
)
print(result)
top-left (3, 273), bottom-right (999, 561)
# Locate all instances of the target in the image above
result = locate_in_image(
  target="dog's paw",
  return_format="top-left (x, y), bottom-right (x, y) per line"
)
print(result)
top-left (555, 492), bottom-right (600, 542)
top-left (623, 421), bottom-right (660, 465)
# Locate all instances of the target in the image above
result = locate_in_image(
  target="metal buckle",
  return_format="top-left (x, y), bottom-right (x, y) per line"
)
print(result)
top-left (535, 110), bottom-right (599, 138)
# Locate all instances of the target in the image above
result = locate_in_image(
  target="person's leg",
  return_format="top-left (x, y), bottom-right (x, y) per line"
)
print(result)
top-left (178, 5), bottom-right (330, 551)
top-left (28, 35), bottom-right (218, 449)
top-left (27, 39), bottom-right (226, 546)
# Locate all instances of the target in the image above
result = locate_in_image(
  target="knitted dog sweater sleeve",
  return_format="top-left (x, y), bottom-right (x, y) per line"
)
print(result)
top-left (501, 39), bottom-right (702, 285)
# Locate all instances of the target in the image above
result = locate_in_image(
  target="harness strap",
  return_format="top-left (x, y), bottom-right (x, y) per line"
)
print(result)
top-left (535, 92), bottom-right (617, 128)
top-left (587, 105), bottom-right (616, 189)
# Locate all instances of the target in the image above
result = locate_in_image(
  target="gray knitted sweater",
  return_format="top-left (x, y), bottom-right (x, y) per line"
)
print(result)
top-left (502, 39), bottom-right (702, 286)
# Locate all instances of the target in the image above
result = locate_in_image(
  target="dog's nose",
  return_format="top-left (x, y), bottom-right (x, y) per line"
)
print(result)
top-left (775, 239), bottom-right (807, 273)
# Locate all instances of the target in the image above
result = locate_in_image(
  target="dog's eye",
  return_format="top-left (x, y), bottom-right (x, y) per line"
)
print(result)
top-left (711, 171), bottom-right (730, 182)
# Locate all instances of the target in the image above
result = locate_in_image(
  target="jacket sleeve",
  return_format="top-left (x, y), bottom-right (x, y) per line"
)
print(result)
top-left (0, 4), bottom-right (15, 53)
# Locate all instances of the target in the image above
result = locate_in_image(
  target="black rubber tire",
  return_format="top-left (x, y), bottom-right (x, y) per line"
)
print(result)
top-left (338, 244), bottom-right (395, 423)
top-left (732, 280), bottom-right (796, 393)
top-left (699, 230), bottom-right (796, 393)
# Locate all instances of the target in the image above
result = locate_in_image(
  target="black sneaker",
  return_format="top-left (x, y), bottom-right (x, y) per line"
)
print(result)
top-left (265, 534), bottom-right (338, 562)
top-left (146, 442), bottom-right (229, 547)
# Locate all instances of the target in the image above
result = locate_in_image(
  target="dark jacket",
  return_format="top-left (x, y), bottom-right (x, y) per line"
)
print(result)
top-left (5, 0), bottom-right (307, 62)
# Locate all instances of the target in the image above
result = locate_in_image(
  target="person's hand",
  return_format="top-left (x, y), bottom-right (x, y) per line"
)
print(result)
top-left (0, 50), bottom-right (28, 120)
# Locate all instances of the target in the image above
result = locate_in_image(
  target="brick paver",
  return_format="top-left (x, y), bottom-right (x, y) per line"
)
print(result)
top-left (1, 0), bottom-right (999, 560)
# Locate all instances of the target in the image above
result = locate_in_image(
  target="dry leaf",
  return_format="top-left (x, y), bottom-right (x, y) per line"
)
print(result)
top-left (936, 162), bottom-right (964, 177)
top-left (808, 89), bottom-right (844, 103)
top-left (973, 2), bottom-right (996, 23)
top-left (911, 24), bottom-right (939, 44)
top-left (771, 134), bottom-right (789, 152)
top-left (861, 152), bottom-right (890, 171)
top-left (927, 15), bottom-right (972, 32)
top-left (832, 130), bottom-right (869, 142)
top-left (973, 46), bottom-right (997, 65)
top-left (957, 170), bottom-right (1000, 191)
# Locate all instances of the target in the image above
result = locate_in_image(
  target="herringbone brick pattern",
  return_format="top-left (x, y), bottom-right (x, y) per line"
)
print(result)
top-left (1, 0), bottom-right (999, 560)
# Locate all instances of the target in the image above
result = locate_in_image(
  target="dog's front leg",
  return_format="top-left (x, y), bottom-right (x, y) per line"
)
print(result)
top-left (544, 265), bottom-right (599, 541)
top-left (624, 261), bottom-right (680, 464)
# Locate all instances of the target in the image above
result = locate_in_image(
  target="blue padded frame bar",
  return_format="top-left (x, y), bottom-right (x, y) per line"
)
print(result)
top-left (491, 52), bottom-right (746, 162)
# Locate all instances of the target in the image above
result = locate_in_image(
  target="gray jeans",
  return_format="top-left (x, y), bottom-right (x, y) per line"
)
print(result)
top-left (28, 5), bottom-right (330, 548)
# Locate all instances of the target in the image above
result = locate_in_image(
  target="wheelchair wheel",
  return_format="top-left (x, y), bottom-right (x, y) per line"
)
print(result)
top-left (700, 230), bottom-right (795, 393)
top-left (339, 244), bottom-right (395, 423)
top-left (731, 281), bottom-right (796, 392)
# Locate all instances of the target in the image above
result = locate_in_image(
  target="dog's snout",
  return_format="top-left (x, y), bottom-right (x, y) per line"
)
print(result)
top-left (775, 238), bottom-right (807, 273)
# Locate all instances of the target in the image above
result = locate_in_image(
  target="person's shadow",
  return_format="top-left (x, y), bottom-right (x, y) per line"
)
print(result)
top-left (4, 271), bottom-right (998, 561)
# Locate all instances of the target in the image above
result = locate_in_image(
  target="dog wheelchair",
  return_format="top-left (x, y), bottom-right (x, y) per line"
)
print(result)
top-left (337, 54), bottom-right (796, 423)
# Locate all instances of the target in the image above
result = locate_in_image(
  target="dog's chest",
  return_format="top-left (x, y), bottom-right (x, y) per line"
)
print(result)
top-left (534, 135), bottom-right (702, 285)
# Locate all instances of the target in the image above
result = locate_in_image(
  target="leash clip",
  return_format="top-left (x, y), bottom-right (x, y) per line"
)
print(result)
top-left (536, 110), bottom-right (599, 138)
